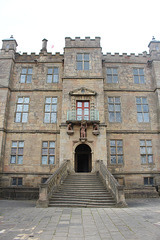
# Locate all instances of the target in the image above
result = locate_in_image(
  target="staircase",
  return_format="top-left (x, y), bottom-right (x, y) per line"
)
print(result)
top-left (49, 173), bottom-right (116, 207)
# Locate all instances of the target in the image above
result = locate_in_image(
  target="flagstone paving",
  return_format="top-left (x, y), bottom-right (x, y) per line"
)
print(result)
top-left (0, 198), bottom-right (160, 240)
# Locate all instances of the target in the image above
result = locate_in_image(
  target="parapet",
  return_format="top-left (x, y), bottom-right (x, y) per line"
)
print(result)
top-left (65, 37), bottom-right (101, 48)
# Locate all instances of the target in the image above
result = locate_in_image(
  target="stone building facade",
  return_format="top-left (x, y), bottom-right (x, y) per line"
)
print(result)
top-left (0, 36), bottom-right (160, 198)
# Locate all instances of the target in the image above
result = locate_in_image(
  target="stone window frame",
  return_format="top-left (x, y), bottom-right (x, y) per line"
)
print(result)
top-left (136, 97), bottom-right (149, 122)
top-left (41, 141), bottom-right (56, 165)
top-left (133, 68), bottom-right (145, 84)
top-left (144, 177), bottom-right (154, 185)
top-left (10, 141), bottom-right (24, 165)
top-left (106, 68), bottom-right (118, 83)
top-left (76, 53), bottom-right (90, 70)
top-left (140, 139), bottom-right (153, 164)
top-left (108, 97), bottom-right (122, 122)
top-left (44, 97), bottom-right (57, 124)
top-left (46, 67), bottom-right (59, 83)
top-left (11, 177), bottom-right (23, 186)
top-left (15, 97), bottom-right (30, 123)
top-left (20, 67), bottom-right (33, 83)
top-left (109, 139), bottom-right (124, 165)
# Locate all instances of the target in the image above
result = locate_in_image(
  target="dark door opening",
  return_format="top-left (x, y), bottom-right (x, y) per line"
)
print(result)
top-left (75, 144), bottom-right (91, 172)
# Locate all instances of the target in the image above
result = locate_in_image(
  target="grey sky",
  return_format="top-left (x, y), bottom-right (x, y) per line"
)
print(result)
top-left (0, 0), bottom-right (160, 54)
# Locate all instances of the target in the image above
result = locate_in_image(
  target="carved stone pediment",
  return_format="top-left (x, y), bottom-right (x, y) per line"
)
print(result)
top-left (69, 87), bottom-right (97, 96)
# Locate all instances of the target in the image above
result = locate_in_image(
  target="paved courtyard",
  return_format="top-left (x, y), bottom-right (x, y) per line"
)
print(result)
top-left (0, 198), bottom-right (160, 240)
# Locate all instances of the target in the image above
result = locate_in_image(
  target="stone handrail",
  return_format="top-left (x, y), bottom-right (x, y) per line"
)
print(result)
top-left (96, 160), bottom-right (127, 207)
top-left (36, 160), bottom-right (70, 207)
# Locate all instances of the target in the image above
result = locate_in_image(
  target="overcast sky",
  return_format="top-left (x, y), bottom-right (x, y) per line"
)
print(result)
top-left (0, 0), bottom-right (160, 54)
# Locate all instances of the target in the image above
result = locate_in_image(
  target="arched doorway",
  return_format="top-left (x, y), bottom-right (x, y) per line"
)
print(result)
top-left (75, 144), bottom-right (92, 172)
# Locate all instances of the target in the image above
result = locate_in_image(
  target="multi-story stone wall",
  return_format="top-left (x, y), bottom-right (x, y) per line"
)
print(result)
top-left (0, 36), bottom-right (160, 198)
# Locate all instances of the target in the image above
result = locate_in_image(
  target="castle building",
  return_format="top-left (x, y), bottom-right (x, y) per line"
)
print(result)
top-left (0, 36), bottom-right (160, 199)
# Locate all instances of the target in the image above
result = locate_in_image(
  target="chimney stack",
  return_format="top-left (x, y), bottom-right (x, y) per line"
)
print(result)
top-left (41, 38), bottom-right (48, 52)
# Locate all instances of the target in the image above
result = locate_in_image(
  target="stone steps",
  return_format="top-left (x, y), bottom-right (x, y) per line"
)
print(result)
top-left (49, 173), bottom-right (116, 208)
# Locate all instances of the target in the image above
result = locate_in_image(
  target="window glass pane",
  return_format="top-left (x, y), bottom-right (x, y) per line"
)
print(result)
top-left (142, 98), bottom-right (147, 104)
top-left (51, 105), bottom-right (57, 112)
top-left (116, 112), bottom-right (121, 122)
top-left (134, 76), bottom-right (139, 84)
top-left (136, 97), bottom-right (141, 104)
top-left (18, 178), bottom-right (22, 185)
top-left (22, 68), bottom-right (27, 74)
top-left (54, 67), bottom-right (59, 74)
top-left (52, 98), bottom-right (57, 103)
top-left (77, 54), bottom-right (82, 61)
top-left (144, 113), bottom-right (149, 122)
top-left (139, 69), bottom-right (144, 75)
top-left (49, 156), bottom-right (55, 164)
top-left (107, 68), bottom-right (112, 74)
top-left (53, 75), bottom-right (59, 83)
top-left (18, 148), bottom-right (23, 155)
top-left (18, 97), bottom-right (23, 103)
top-left (113, 75), bottom-right (118, 83)
top-left (141, 155), bottom-right (147, 164)
top-left (146, 140), bottom-right (152, 146)
top-left (47, 75), bottom-right (52, 83)
top-left (17, 105), bottom-right (23, 112)
top-left (46, 98), bottom-right (51, 103)
top-left (12, 178), bottom-right (17, 185)
top-left (113, 68), bottom-right (118, 74)
top-left (10, 155), bottom-right (16, 164)
top-left (148, 155), bottom-right (153, 163)
top-left (42, 142), bottom-right (48, 147)
top-left (107, 75), bottom-right (112, 83)
top-left (28, 68), bottom-right (32, 74)
top-left (117, 147), bottom-right (123, 154)
top-left (140, 147), bottom-right (146, 154)
top-left (49, 148), bottom-right (55, 155)
top-left (110, 147), bottom-right (116, 154)
top-left (84, 62), bottom-right (89, 70)
top-left (84, 102), bottom-right (89, 107)
top-left (149, 177), bottom-right (153, 184)
top-left (140, 76), bottom-right (145, 84)
top-left (84, 116), bottom-right (89, 120)
top-left (20, 75), bottom-right (26, 83)
top-left (108, 97), bottom-right (113, 103)
top-left (118, 155), bottom-right (123, 164)
top-left (144, 177), bottom-right (148, 185)
top-left (108, 104), bottom-right (114, 111)
top-left (77, 116), bottom-right (82, 120)
top-left (84, 54), bottom-right (89, 61)
top-left (26, 75), bottom-right (32, 83)
top-left (42, 148), bottom-right (48, 155)
top-left (23, 105), bottom-right (29, 112)
top-left (49, 142), bottom-right (55, 148)
top-left (77, 62), bottom-right (83, 70)
top-left (137, 105), bottom-right (142, 112)
top-left (137, 113), bottom-right (143, 122)
top-left (44, 113), bottom-right (50, 123)
top-left (77, 109), bottom-right (82, 115)
top-left (12, 141), bottom-right (17, 147)
top-left (115, 97), bottom-right (120, 103)
top-left (84, 109), bottom-right (89, 115)
top-left (11, 148), bottom-right (17, 155)
top-left (109, 112), bottom-right (115, 122)
top-left (19, 141), bottom-right (24, 147)
top-left (17, 156), bottom-right (23, 164)
top-left (42, 156), bottom-right (48, 164)
top-left (140, 140), bottom-right (145, 146)
top-left (22, 113), bottom-right (28, 123)
top-left (15, 113), bottom-right (21, 122)
top-left (143, 105), bottom-right (149, 112)
top-left (117, 140), bottom-right (122, 146)
top-left (51, 113), bottom-right (57, 123)
top-left (48, 68), bottom-right (53, 74)
top-left (111, 155), bottom-right (116, 164)
top-left (110, 140), bottom-right (116, 146)
top-left (24, 98), bottom-right (29, 103)
top-left (45, 105), bottom-right (51, 112)
top-left (133, 69), bottom-right (138, 75)
top-left (115, 104), bottom-right (120, 112)
top-left (77, 102), bottom-right (82, 107)
top-left (147, 147), bottom-right (152, 154)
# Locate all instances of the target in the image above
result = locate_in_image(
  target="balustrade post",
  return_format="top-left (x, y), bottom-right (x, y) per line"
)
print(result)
top-left (36, 184), bottom-right (49, 208)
